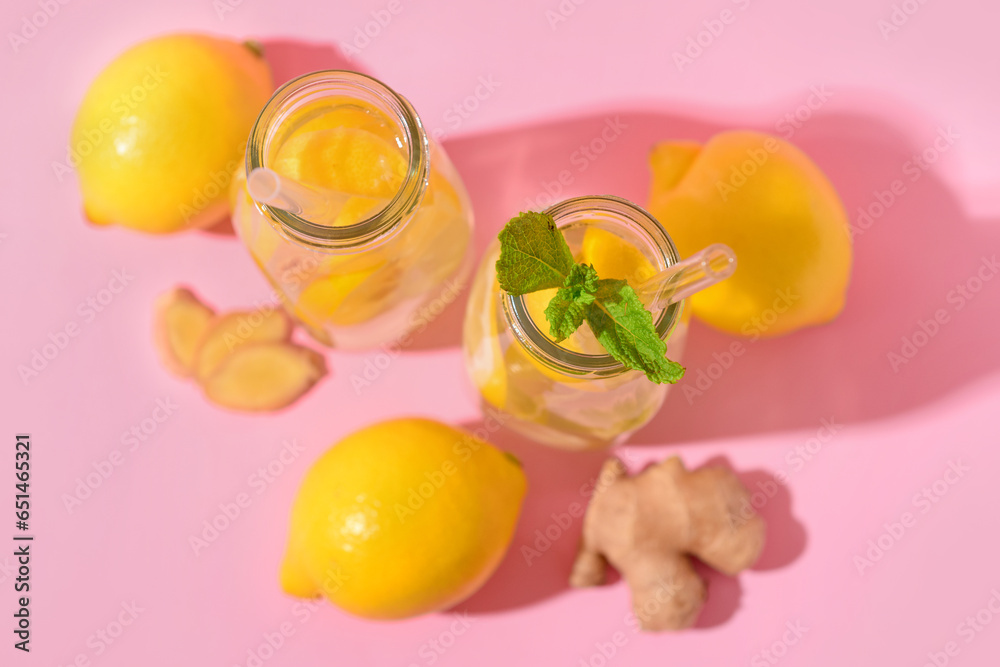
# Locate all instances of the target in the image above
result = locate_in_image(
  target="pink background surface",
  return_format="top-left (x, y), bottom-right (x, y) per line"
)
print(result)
top-left (3, 0), bottom-right (1000, 665)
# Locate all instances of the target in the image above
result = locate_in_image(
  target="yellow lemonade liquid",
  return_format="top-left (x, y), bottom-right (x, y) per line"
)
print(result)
top-left (463, 197), bottom-right (688, 450)
top-left (233, 73), bottom-right (473, 349)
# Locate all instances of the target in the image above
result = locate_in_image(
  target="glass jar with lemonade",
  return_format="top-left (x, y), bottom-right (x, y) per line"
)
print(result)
top-left (232, 71), bottom-right (473, 349)
top-left (463, 196), bottom-right (693, 450)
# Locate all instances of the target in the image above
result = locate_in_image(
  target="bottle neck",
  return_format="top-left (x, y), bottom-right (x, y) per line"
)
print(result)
top-left (502, 196), bottom-right (683, 379)
top-left (246, 70), bottom-right (428, 251)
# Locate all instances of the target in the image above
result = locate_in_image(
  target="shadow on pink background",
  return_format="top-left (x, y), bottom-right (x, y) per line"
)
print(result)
top-left (243, 40), bottom-right (1000, 449)
top-left (438, 105), bottom-right (1000, 444)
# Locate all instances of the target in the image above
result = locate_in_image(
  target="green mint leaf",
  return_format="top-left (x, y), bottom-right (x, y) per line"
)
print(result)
top-left (545, 263), bottom-right (599, 341)
top-left (585, 279), bottom-right (685, 384)
top-left (494, 212), bottom-right (684, 385)
top-left (496, 212), bottom-right (576, 295)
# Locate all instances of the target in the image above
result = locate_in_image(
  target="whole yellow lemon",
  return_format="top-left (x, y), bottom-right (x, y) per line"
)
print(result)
top-left (281, 418), bottom-right (527, 619)
top-left (70, 34), bottom-right (272, 233)
top-left (647, 132), bottom-right (852, 337)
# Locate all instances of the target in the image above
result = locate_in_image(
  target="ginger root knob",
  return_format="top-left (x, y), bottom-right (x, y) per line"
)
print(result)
top-left (570, 456), bottom-right (766, 631)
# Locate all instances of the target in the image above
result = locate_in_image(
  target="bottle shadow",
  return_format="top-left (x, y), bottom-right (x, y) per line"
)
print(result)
top-left (195, 40), bottom-right (1000, 434)
top-left (438, 97), bottom-right (1000, 436)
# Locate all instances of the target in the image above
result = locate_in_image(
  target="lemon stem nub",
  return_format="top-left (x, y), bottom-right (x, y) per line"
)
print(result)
top-left (635, 243), bottom-right (737, 311)
top-left (242, 39), bottom-right (265, 58)
top-left (503, 451), bottom-right (522, 468)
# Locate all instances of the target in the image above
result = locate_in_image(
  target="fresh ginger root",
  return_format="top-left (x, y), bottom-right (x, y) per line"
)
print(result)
top-left (202, 342), bottom-right (326, 412)
top-left (154, 288), bottom-right (216, 377)
top-left (193, 308), bottom-right (292, 382)
top-left (570, 457), bottom-right (766, 631)
top-left (153, 287), bottom-right (326, 411)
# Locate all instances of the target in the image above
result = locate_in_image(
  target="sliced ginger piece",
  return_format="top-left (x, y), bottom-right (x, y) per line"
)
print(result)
top-left (154, 287), bottom-right (216, 377)
top-left (194, 308), bottom-right (292, 382)
top-left (571, 456), bottom-right (765, 631)
top-left (202, 342), bottom-right (326, 412)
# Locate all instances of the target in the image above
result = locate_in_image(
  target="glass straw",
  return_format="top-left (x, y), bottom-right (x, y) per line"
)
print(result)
top-left (635, 243), bottom-right (737, 311)
top-left (247, 167), bottom-right (354, 224)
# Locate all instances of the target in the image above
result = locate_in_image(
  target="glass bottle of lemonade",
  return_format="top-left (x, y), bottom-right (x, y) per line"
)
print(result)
top-left (232, 71), bottom-right (473, 349)
top-left (463, 196), bottom-right (690, 450)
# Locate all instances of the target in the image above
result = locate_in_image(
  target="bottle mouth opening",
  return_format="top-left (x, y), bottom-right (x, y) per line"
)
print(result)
top-left (502, 195), bottom-right (683, 378)
top-left (245, 70), bottom-right (429, 251)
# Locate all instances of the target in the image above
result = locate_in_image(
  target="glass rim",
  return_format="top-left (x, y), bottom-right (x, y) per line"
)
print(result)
top-left (502, 195), bottom-right (684, 378)
top-left (245, 70), bottom-right (429, 250)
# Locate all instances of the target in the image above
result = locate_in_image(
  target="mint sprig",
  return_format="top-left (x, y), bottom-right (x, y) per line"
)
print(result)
top-left (496, 211), bottom-right (576, 293)
top-left (495, 212), bottom-right (685, 384)
top-left (545, 263), bottom-right (598, 341)
top-left (586, 279), bottom-right (685, 384)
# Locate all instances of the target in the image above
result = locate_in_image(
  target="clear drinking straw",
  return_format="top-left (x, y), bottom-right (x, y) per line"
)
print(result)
top-left (247, 167), bottom-right (357, 223)
top-left (635, 243), bottom-right (737, 311)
